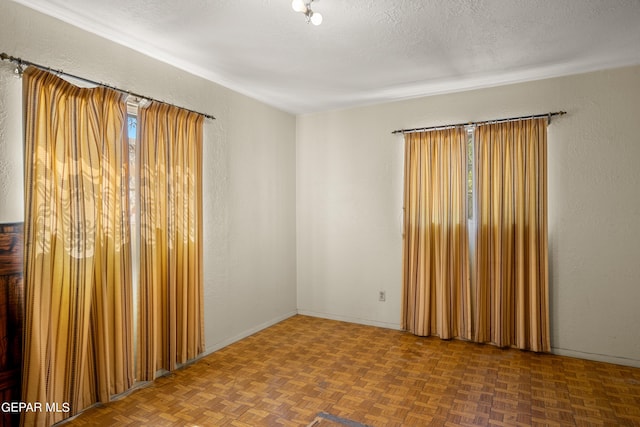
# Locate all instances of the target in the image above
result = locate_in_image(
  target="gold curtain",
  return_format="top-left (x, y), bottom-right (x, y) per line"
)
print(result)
top-left (22, 68), bottom-right (133, 426)
top-left (401, 129), bottom-right (472, 340)
top-left (137, 102), bottom-right (204, 381)
top-left (474, 118), bottom-right (550, 352)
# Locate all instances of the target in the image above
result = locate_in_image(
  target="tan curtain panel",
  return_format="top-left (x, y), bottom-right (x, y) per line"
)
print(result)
top-left (22, 68), bottom-right (134, 426)
top-left (473, 118), bottom-right (550, 352)
top-left (402, 128), bottom-right (472, 340)
top-left (137, 102), bottom-right (204, 381)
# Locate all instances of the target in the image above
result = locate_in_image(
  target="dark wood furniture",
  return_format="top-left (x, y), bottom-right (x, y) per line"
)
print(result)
top-left (0, 223), bottom-right (23, 427)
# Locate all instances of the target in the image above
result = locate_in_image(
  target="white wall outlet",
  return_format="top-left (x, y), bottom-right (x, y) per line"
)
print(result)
top-left (379, 291), bottom-right (386, 302)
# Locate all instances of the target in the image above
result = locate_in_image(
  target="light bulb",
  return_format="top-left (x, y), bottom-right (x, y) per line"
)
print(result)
top-left (310, 12), bottom-right (323, 25)
top-left (292, 0), bottom-right (306, 12)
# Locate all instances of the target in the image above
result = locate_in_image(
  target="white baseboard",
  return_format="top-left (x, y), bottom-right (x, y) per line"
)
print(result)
top-left (297, 309), bottom-right (402, 331)
top-left (201, 310), bottom-right (298, 357)
top-left (551, 347), bottom-right (640, 368)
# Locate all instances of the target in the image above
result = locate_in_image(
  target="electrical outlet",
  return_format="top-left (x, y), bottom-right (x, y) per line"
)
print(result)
top-left (379, 291), bottom-right (386, 302)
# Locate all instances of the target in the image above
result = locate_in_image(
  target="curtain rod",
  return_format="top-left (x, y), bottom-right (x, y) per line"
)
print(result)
top-left (391, 111), bottom-right (566, 135)
top-left (1, 52), bottom-right (216, 120)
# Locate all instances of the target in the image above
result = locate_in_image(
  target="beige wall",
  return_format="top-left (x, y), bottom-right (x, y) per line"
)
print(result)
top-left (0, 1), bottom-right (298, 354)
top-left (0, 60), bottom-right (23, 222)
top-left (296, 66), bottom-right (640, 367)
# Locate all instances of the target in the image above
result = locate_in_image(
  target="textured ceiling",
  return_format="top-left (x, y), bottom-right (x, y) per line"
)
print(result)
top-left (10, 0), bottom-right (640, 114)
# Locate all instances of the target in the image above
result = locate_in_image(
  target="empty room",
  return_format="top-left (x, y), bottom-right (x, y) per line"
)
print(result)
top-left (1, 0), bottom-right (639, 426)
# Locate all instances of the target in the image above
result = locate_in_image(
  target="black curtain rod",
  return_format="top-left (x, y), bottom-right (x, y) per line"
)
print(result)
top-left (1, 52), bottom-right (216, 120)
top-left (392, 111), bottom-right (566, 135)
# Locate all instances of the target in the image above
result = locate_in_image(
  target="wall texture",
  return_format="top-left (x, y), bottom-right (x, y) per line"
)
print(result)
top-left (0, 1), bottom-right (298, 355)
top-left (0, 61), bottom-right (22, 223)
top-left (296, 66), bottom-right (640, 367)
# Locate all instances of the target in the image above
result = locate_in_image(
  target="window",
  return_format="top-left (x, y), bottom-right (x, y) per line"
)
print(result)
top-left (466, 127), bottom-right (475, 220)
top-left (127, 110), bottom-right (139, 375)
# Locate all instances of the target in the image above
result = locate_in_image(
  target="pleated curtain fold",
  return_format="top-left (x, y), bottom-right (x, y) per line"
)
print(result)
top-left (22, 68), bottom-right (134, 426)
top-left (401, 128), bottom-right (472, 340)
top-left (137, 102), bottom-right (205, 381)
top-left (402, 118), bottom-right (550, 352)
top-left (473, 119), bottom-right (550, 352)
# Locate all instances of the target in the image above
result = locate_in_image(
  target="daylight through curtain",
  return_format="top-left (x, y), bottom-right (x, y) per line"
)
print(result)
top-left (473, 118), bottom-right (550, 351)
top-left (137, 102), bottom-right (204, 381)
top-left (401, 128), bottom-right (472, 340)
top-left (22, 67), bottom-right (134, 426)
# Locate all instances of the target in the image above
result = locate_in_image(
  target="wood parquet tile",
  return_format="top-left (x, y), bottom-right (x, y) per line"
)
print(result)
top-left (63, 315), bottom-right (640, 426)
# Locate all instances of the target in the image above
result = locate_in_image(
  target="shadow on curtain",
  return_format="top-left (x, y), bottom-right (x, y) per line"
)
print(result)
top-left (22, 67), bottom-right (133, 426)
top-left (136, 102), bottom-right (204, 380)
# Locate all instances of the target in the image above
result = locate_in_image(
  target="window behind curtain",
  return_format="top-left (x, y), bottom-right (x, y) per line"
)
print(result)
top-left (402, 118), bottom-right (550, 352)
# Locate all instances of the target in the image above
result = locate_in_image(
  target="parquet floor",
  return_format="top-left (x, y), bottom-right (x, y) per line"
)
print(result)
top-left (64, 315), bottom-right (640, 426)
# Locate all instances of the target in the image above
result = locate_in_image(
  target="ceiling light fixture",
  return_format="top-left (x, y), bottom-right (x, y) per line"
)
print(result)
top-left (292, 0), bottom-right (323, 26)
